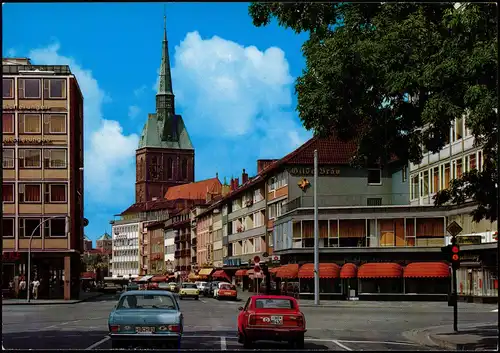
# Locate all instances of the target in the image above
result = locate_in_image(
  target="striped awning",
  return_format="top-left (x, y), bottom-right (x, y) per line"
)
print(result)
top-left (275, 264), bottom-right (299, 279)
top-left (151, 275), bottom-right (167, 282)
top-left (235, 269), bottom-right (247, 276)
top-left (340, 263), bottom-right (357, 279)
top-left (358, 263), bottom-right (403, 279)
top-left (298, 263), bottom-right (340, 279)
top-left (404, 262), bottom-right (450, 278)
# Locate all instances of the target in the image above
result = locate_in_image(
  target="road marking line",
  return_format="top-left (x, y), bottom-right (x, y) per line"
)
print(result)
top-left (201, 300), bottom-right (207, 303)
top-left (46, 320), bottom-right (77, 329)
top-left (220, 337), bottom-right (227, 350)
top-left (332, 340), bottom-right (353, 351)
top-left (85, 336), bottom-right (110, 350)
top-left (492, 309), bottom-right (498, 312)
top-left (337, 340), bottom-right (421, 346)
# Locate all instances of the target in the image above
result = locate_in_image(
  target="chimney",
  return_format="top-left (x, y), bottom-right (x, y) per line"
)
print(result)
top-left (257, 159), bottom-right (278, 174)
top-left (234, 177), bottom-right (239, 188)
top-left (230, 178), bottom-right (234, 191)
top-left (242, 169), bottom-right (248, 184)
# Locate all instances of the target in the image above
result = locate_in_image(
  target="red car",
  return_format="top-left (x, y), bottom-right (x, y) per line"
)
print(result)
top-left (237, 295), bottom-right (306, 348)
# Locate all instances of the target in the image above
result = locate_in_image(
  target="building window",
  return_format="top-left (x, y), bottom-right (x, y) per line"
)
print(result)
top-left (43, 79), bottom-right (66, 99)
top-left (19, 149), bottom-right (41, 168)
top-left (3, 149), bottom-right (14, 169)
top-left (44, 149), bottom-right (67, 168)
top-left (3, 218), bottom-right (14, 238)
top-left (443, 163), bottom-right (451, 189)
top-left (20, 218), bottom-right (42, 238)
top-left (45, 184), bottom-right (67, 203)
top-left (469, 153), bottom-right (477, 170)
top-left (3, 184), bottom-right (14, 203)
top-left (410, 175), bottom-right (419, 200)
top-left (167, 158), bottom-right (173, 179)
top-left (3, 79), bottom-right (14, 98)
top-left (402, 166), bottom-right (407, 182)
top-left (44, 114), bottom-right (67, 134)
top-left (454, 117), bottom-right (463, 142)
top-left (19, 184), bottom-right (41, 203)
top-left (3, 113), bottom-right (14, 134)
top-left (422, 170), bottom-right (429, 196)
top-left (367, 169), bottom-right (382, 185)
top-left (44, 218), bottom-right (67, 237)
top-left (181, 158), bottom-right (187, 179)
top-left (455, 158), bottom-right (463, 179)
top-left (432, 167), bottom-right (439, 193)
top-left (19, 114), bottom-right (41, 134)
top-left (19, 79), bottom-right (41, 99)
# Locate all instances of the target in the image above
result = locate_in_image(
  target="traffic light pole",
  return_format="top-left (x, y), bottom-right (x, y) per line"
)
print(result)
top-left (452, 264), bottom-right (458, 332)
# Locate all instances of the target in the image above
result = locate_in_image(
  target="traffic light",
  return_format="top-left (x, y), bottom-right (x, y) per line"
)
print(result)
top-left (450, 244), bottom-right (460, 268)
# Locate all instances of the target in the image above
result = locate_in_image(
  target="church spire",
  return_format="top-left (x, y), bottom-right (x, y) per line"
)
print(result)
top-left (157, 6), bottom-right (173, 96)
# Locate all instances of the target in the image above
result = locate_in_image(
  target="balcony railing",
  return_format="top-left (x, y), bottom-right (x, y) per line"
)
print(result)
top-left (282, 193), bottom-right (411, 214)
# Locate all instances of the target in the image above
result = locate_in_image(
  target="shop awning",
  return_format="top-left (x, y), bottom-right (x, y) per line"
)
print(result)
top-left (212, 270), bottom-right (231, 282)
top-left (151, 275), bottom-right (167, 282)
top-left (269, 267), bottom-right (279, 274)
top-left (404, 262), bottom-right (450, 278)
top-left (275, 264), bottom-right (299, 279)
top-left (188, 272), bottom-right (200, 280)
top-left (298, 263), bottom-right (341, 279)
top-left (358, 263), bottom-right (403, 279)
top-left (80, 272), bottom-right (96, 280)
top-left (198, 268), bottom-right (213, 276)
top-left (235, 269), bottom-right (247, 276)
top-left (136, 275), bottom-right (154, 282)
top-left (340, 263), bottom-right (357, 279)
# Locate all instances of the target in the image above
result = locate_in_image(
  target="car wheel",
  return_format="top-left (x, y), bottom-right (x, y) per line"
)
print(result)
top-left (243, 337), bottom-right (253, 349)
top-left (195, 296), bottom-right (199, 300)
top-left (237, 331), bottom-right (244, 344)
top-left (111, 340), bottom-right (125, 349)
top-left (179, 296), bottom-right (184, 300)
top-left (295, 334), bottom-right (305, 349)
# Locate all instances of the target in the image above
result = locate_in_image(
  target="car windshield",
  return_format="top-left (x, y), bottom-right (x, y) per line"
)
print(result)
top-left (182, 283), bottom-right (197, 289)
top-left (219, 283), bottom-right (234, 290)
top-left (255, 298), bottom-right (294, 309)
top-left (116, 294), bottom-right (177, 310)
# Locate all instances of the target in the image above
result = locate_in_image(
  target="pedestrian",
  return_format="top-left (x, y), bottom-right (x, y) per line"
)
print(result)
top-left (19, 277), bottom-right (26, 299)
top-left (32, 278), bottom-right (40, 300)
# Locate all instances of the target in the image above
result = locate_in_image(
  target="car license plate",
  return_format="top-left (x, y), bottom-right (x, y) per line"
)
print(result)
top-left (271, 316), bottom-right (283, 325)
top-left (136, 326), bottom-right (155, 333)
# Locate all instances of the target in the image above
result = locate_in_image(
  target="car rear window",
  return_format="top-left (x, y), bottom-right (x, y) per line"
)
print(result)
top-left (117, 294), bottom-right (176, 310)
top-left (255, 298), bottom-right (294, 309)
top-left (219, 283), bottom-right (235, 290)
top-left (182, 283), bottom-right (197, 289)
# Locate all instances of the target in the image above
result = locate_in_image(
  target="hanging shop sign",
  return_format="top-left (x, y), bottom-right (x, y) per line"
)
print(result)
top-left (287, 166), bottom-right (340, 176)
top-left (3, 138), bottom-right (54, 145)
top-left (457, 235), bottom-right (482, 245)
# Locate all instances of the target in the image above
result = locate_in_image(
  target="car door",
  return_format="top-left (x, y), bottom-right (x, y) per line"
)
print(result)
top-left (238, 297), bottom-right (252, 334)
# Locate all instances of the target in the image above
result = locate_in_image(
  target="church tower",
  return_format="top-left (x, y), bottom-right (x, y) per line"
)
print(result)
top-left (135, 14), bottom-right (195, 203)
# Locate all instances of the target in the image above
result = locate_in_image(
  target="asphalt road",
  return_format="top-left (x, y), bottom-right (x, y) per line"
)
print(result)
top-left (2, 292), bottom-right (497, 350)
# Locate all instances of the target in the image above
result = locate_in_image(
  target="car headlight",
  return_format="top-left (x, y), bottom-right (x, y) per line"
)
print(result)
top-left (180, 291), bottom-right (185, 295)
top-left (195, 290), bottom-right (199, 294)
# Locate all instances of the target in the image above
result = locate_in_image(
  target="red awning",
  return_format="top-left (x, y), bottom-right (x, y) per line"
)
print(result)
top-left (358, 263), bottom-right (403, 279)
top-left (235, 269), bottom-right (247, 276)
top-left (275, 264), bottom-right (299, 279)
top-left (340, 263), bottom-right (357, 279)
top-left (151, 275), bottom-right (167, 282)
top-left (298, 263), bottom-right (340, 279)
top-left (269, 267), bottom-right (279, 274)
top-left (80, 272), bottom-right (96, 279)
top-left (212, 270), bottom-right (231, 282)
top-left (404, 262), bottom-right (450, 278)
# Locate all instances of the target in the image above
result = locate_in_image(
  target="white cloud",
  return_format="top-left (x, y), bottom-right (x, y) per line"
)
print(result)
top-left (29, 43), bottom-right (139, 207)
top-left (134, 85), bottom-right (147, 97)
top-left (128, 105), bottom-right (141, 119)
top-left (170, 31), bottom-right (311, 178)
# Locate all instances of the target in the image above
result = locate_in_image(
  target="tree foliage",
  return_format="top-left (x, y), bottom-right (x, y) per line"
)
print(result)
top-left (249, 3), bottom-right (497, 222)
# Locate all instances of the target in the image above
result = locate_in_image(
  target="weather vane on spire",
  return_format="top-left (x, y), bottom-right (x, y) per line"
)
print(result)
top-left (163, 4), bottom-right (167, 31)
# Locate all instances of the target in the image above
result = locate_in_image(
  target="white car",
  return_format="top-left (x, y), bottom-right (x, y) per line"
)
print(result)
top-left (196, 281), bottom-right (207, 292)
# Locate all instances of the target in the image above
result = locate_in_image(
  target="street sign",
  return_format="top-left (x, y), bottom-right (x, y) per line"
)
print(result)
top-left (253, 256), bottom-right (261, 264)
top-left (446, 221), bottom-right (463, 237)
top-left (254, 265), bottom-right (261, 273)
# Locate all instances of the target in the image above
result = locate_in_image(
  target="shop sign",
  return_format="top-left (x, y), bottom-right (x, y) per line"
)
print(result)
top-left (457, 236), bottom-right (482, 245)
top-left (3, 138), bottom-right (54, 145)
top-left (3, 105), bottom-right (52, 111)
top-left (2, 252), bottom-right (21, 262)
top-left (460, 254), bottom-right (480, 262)
top-left (287, 166), bottom-right (341, 176)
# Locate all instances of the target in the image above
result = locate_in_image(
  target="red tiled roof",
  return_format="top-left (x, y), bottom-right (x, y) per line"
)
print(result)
top-left (165, 178), bottom-right (222, 200)
top-left (121, 198), bottom-right (206, 215)
top-left (84, 248), bottom-right (111, 255)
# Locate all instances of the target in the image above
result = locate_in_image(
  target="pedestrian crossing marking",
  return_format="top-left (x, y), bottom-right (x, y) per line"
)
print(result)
top-left (491, 309), bottom-right (498, 312)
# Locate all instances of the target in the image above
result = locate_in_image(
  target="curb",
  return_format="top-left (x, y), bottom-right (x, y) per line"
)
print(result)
top-left (2, 292), bottom-right (106, 305)
top-left (402, 322), bottom-right (498, 351)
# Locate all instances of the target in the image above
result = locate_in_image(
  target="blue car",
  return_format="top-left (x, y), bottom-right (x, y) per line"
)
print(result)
top-left (108, 290), bottom-right (183, 349)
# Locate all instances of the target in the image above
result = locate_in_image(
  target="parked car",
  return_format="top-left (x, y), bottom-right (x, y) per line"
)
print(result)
top-left (179, 283), bottom-right (199, 300)
top-left (213, 281), bottom-right (231, 298)
top-left (196, 281), bottom-right (208, 292)
top-left (216, 282), bottom-right (237, 300)
top-left (108, 290), bottom-right (183, 349)
top-left (204, 281), bottom-right (219, 297)
top-left (237, 295), bottom-right (306, 348)
top-left (167, 282), bottom-right (179, 293)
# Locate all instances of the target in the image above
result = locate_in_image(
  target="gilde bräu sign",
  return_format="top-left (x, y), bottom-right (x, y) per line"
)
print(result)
top-left (287, 166), bottom-right (340, 176)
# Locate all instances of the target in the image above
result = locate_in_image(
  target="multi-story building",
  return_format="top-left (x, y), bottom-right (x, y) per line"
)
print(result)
top-left (408, 117), bottom-right (498, 301)
top-left (83, 235), bottom-right (92, 251)
top-left (169, 210), bottom-right (191, 279)
top-left (2, 57), bottom-right (84, 300)
top-left (211, 204), bottom-right (223, 268)
top-left (143, 221), bottom-right (165, 275)
top-left (111, 223), bottom-right (140, 278)
top-left (96, 232), bottom-right (112, 252)
top-left (164, 222), bottom-right (176, 274)
top-left (196, 210), bottom-right (212, 268)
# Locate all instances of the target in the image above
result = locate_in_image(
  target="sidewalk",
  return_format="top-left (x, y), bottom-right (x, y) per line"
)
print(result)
top-left (2, 291), bottom-right (104, 305)
top-left (403, 322), bottom-right (498, 351)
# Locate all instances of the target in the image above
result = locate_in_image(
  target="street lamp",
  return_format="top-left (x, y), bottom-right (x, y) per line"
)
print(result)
top-left (27, 216), bottom-right (69, 302)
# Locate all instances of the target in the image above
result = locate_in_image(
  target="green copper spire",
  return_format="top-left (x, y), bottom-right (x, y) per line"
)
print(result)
top-left (157, 9), bottom-right (173, 96)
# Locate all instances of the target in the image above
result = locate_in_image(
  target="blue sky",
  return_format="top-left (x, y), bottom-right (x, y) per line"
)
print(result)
top-left (3, 3), bottom-right (311, 245)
